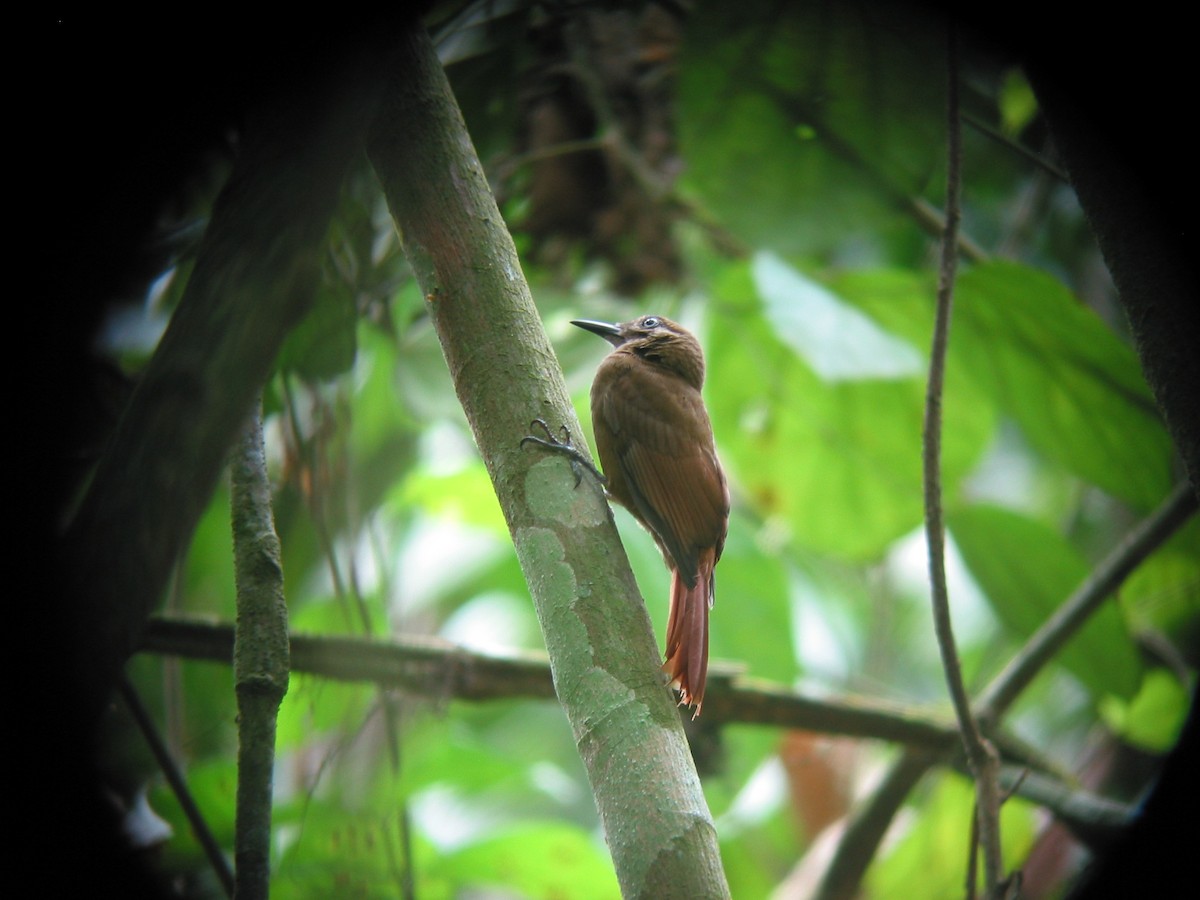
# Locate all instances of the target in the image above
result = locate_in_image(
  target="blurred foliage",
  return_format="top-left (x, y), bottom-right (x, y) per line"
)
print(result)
top-left (103, 0), bottom-right (1198, 897)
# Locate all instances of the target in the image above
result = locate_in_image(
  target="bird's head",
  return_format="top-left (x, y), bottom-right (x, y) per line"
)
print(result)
top-left (571, 315), bottom-right (706, 389)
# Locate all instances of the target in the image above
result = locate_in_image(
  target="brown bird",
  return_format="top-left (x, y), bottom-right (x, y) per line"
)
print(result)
top-left (573, 315), bottom-right (729, 715)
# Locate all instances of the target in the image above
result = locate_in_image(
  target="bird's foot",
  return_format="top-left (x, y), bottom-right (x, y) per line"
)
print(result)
top-left (520, 418), bottom-right (607, 488)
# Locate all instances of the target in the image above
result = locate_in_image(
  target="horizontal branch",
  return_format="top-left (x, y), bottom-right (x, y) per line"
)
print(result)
top-left (142, 617), bottom-right (1051, 769)
top-left (141, 617), bottom-right (556, 703)
top-left (144, 617), bottom-right (1134, 840)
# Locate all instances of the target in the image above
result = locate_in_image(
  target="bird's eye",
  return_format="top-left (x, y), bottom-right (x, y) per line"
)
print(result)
top-left (642, 316), bottom-right (661, 329)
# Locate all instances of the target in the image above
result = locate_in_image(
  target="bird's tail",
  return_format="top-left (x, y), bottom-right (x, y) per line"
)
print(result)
top-left (664, 547), bottom-right (715, 717)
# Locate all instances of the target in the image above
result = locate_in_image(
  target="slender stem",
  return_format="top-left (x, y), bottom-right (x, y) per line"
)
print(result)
top-left (923, 23), bottom-right (1006, 894)
top-left (119, 676), bottom-right (235, 896)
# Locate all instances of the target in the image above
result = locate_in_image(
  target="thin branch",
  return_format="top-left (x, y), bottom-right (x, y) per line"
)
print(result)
top-left (923, 24), bottom-right (1007, 895)
top-left (230, 402), bottom-right (290, 900)
top-left (994, 766), bottom-right (1133, 847)
top-left (976, 481), bottom-right (1198, 724)
top-left (118, 676), bottom-right (235, 897)
top-left (142, 614), bottom-right (1137, 851)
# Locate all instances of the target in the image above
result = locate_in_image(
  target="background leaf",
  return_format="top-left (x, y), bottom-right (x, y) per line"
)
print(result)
top-left (950, 504), bottom-right (1142, 701)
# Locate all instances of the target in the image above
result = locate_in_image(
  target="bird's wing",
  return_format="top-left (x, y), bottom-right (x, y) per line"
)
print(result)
top-left (597, 364), bottom-right (728, 585)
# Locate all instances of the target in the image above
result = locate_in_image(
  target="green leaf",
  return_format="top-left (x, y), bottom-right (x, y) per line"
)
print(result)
top-left (999, 68), bottom-right (1038, 136)
top-left (706, 262), bottom-right (993, 560)
top-left (754, 251), bottom-right (923, 381)
top-left (271, 797), bottom-right (413, 899)
top-left (949, 504), bottom-right (1141, 700)
top-left (395, 461), bottom-right (507, 535)
top-left (710, 512), bottom-right (797, 682)
top-left (1119, 518), bottom-right (1200, 646)
top-left (276, 671), bottom-right (374, 751)
top-left (1100, 669), bottom-right (1192, 752)
top-left (679, 0), bottom-right (946, 256)
top-left (868, 771), bottom-right (1035, 898)
top-left (434, 823), bottom-right (620, 900)
top-left (954, 262), bottom-right (1172, 510)
top-left (150, 758), bottom-right (238, 870)
top-left (277, 282), bottom-right (358, 380)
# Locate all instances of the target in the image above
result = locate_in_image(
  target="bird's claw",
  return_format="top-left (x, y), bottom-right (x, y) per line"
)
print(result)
top-left (520, 418), bottom-right (607, 487)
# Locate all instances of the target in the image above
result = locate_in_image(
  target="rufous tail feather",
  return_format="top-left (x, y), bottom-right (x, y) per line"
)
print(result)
top-left (664, 547), bottom-right (715, 716)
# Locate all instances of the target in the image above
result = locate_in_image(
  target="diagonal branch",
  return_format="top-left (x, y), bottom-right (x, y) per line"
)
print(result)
top-left (976, 481), bottom-right (1197, 724)
top-left (119, 675), bottom-right (235, 896)
top-left (364, 22), bottom-right (729, 898)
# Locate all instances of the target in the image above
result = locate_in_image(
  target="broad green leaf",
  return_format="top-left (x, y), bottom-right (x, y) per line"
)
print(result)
top-left (1121, 529), bottom-right (1200, 646)
top-left (272, 797), bottom-right (414, 899)
top-left (396, 461), bottom-right (507, 534)
top-left (999, 68), bottom-right (1038, 136)
top-left (679, 0), bottom-right (946, 256)
top-left (949, 504), bottom-right (1141, 700)
top-left (706, 262), bottom-right (993, 561)
top-left (276, 672), bottom-right (374, 750)
top-left (150, 758), bottom-right (238, 870)
top-left (754, 251), bottom-right (923, 381)
top-left (709, 510), bottom-right (796, 682)
top-left (954, 262), bottom-right (1172, 510)
top-left (829, 261), bottom-right (1172, 510)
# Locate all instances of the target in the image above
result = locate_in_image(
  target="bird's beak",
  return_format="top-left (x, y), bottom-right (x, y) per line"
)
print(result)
top-left (571, 318), bottom-right (625, 347)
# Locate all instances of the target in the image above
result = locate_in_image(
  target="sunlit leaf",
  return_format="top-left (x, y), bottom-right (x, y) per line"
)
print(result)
top-left (754, 252), bottom-right (923, 381)
top-left (1121, 517), bottom-right (1200, 646)
top-left (434, 823), bottom-right (620, 900)
top-left (867, 771), bottom-right (1035, 898)
top-left (710, 510), bottom-right (797, 682)
top-left (397, 461), bottom-right (508, 534)
top-left (1100, 669), bottom-right (1191, 752)
top-left (272, 797), bottom-right (411, 899)
top-left (706, 261), bottom-right (993, 561)
top-left (999, 68), bottom-right (1038, 136)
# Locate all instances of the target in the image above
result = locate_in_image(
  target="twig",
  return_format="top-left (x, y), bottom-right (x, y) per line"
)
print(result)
top-left (922, 23), bottom-right (1007, 894)
top-left (118, 675), bottom-right (235, 897)
top-left (962, 111), bottom-right (1068, 182)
